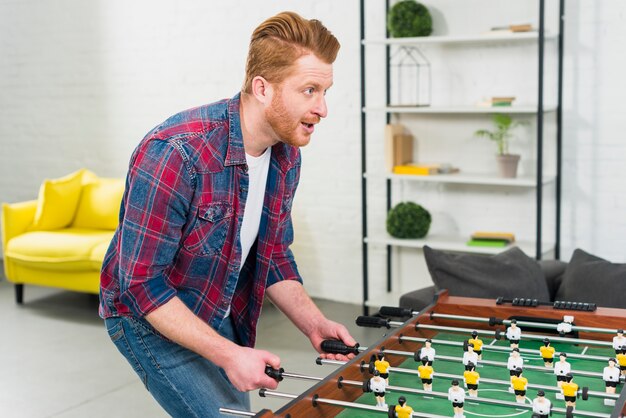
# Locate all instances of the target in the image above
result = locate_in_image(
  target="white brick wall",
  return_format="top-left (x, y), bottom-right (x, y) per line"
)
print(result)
top-left (0, 0), bottom-right (624, 306)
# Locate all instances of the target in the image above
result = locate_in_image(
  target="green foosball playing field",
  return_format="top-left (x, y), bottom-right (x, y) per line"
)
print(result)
top-left (337, 331), bottom-right (621, 418)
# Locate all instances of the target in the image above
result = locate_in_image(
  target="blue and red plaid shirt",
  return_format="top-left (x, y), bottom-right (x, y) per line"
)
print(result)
top-left (99, 93), bottom-right (303, 347)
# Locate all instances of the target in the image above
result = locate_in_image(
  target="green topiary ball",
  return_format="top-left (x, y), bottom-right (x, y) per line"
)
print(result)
top-left (388, 0), bottom-right (433, 38)
top-left (386, 201), bottom-right (432, 239)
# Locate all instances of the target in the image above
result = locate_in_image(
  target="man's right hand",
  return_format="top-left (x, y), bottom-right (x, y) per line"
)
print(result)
top-left (221, 346), bottom-right (282, 392)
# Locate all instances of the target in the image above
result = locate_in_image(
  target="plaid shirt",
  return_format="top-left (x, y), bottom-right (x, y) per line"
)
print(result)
top-left (99, 93), bottom-right (303, 347)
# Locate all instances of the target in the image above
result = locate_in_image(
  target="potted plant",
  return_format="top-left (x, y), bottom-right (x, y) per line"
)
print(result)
top-left (474, 114), bottom-right (527, 178)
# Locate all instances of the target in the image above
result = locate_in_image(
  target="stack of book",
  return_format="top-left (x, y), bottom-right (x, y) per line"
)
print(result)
top-left (467, 231), bottom-right (516, 248)
top-left (491, 96), bottom-right (516, 107)
top-left (393, 163), bottom-right (459, 176)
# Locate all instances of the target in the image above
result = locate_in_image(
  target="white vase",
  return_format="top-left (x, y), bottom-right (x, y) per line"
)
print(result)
top-left (496, 154), bottom-right (520, 178)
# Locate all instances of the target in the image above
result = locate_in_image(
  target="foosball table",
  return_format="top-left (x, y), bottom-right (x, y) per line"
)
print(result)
top-left (223, 291), bottom-right (626, 418)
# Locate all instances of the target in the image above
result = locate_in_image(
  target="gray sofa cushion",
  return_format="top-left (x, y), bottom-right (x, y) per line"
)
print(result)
top-left (555, 249), bottom-right (626, 309)
top-left (423, 245), bottom-right (550, 301)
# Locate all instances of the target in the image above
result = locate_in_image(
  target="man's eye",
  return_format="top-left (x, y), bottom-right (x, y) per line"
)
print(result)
top-left (305, 88), bottom-right (314, 94)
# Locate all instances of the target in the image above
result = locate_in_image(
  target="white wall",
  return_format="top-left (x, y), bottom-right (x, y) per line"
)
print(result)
top-left (0, 0), bottom-right (624, 306)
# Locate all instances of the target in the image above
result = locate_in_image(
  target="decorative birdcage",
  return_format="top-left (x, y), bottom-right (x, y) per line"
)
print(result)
top-left (390, 45), bottom-right (431, 107)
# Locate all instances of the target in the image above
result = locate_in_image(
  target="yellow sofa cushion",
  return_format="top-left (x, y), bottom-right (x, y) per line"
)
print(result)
top-left (72, 178), bottom-right (124, 230)
top-left (30, 169), bottom-right (91, 231)
top-left (5, 228), bottom-right (114, 271)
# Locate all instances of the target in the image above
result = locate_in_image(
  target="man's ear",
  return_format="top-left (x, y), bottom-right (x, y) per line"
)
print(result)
top-left (251, 76), bottom-right (272, 105)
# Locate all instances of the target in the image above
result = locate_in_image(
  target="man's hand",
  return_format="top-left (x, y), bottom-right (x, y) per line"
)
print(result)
top-left (308, 318), bottom-right (358, 362)
top-left (222, 346), bottom-right (282, 392)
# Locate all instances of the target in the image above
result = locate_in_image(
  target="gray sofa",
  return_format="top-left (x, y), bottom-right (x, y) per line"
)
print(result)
top-left (400, 259), bottom-right (568, 311)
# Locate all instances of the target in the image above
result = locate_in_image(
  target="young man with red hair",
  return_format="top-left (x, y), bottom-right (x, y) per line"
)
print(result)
top-left (99, 11), bottom-right (355, 417)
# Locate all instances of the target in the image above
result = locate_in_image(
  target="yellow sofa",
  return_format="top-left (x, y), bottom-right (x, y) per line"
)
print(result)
top-left (1, 169), bottom-right (124, 303)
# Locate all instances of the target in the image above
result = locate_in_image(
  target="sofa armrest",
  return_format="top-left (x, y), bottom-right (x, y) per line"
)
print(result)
top-left (2, 200), bottom-right (38, 251)
top-left (399, 285), bottom-right (436, 312)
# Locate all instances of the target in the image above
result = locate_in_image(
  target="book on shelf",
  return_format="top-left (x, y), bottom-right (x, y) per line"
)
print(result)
top-left (393, 163), bottom-right (460, 176)
top-left (466, 239), bottom-right (510, 248)
top-left (491, 96), bottom-right (516, 107)
top-left (488, 23), bottom-right (534, 33)
top-left (470, 231), bottom-right (516, 243)
top-left (385, 124), bottom-right (414, 172)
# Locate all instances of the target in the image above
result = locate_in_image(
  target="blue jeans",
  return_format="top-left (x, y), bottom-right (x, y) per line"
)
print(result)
top-left (105, 315), bottom-right (250, 417)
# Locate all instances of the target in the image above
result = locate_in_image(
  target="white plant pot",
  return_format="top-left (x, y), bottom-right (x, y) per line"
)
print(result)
top-left (496, 154), bottom-right (520, 178)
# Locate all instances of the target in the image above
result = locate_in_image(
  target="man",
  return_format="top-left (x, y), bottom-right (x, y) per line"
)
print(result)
top-left (463, 343), bottom-right (479, 371)
top-left (603, 358), bottom-right (620, 394)
top-left (507, 348), bottom-right (524, 381)
top-left (369, 370), bottom-right (387, 408)
top-left (394, 396), bottom-right (414, 418)
top-left (506, 319), bottom-right (522, 348)
top-left (532, 390), bottom-right (551, 418)
top-left (463, 362), bottom-right (480, 398)
top-left (417, 356), bottom-right (434, 391)
top-left (511, 367), bottom-right (528, 404)
top-left (418, 338), bottom-right (436, 365)
top-left (554, 352), bottom-right (571, 388)
top-left (561, 373), bottom-right (579, 408)
top-left (448, 379), bottom-right (466, 418)
top-left (539, 338), bottom-right (555, 368)
top-left (613, 330), bottom-right (626, 355)
top-left (99, 11), bottom-right (356, 417)
top-left (468, 330), bottom-right (483, 360)
top-left (375, 352), bottom-right (391, 384)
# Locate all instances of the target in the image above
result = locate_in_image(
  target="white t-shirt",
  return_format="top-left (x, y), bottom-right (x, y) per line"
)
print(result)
top-left (370, 376), bottom-right (386, 393)
top-left (224, 147), bottom-right (271, 317)
top-left (604, 366), bottom-right (620, 382)
top-left (532, 397), bottom-right (551, 414)
top-left (613, 335), bottom-right (626, 350)
top-left (507, 355), bottom-right (524, 371)
top-left (419, 346), bottom-right (436, 362)
top-left (238, 147), bottom-right (272, 270)
top-left (506, 326), bottom-right (522, 340)
top-left (448, 387), bottom-right (465, 403)
top-left (463, 351), bottom-right (478, 366)
top-left (554, 360), bottom-right (571, 376)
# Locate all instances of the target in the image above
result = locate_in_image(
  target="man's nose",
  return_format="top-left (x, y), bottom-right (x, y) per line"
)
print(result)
top-left (313, 95), bottom-right (328, 118)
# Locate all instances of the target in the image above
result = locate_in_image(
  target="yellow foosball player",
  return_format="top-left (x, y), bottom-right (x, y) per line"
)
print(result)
top-left (463, 362), bottom-right (480, 398)
top-left (539, 338), bottom-right (556, 368)
top-left (617, 347), bottom-right (626, 378)
top-left (375, 352), bottom-right (390, 384)
top-left (561, 373), bottom-right (579, 408)
top-left (510, 368), bottom-right (528, 404)
top-left (394, 396), bottom-right (413, 418)
top-left (468, 330), bottom-right (484, 360)
top-left (417, 357), bottom-right (434, 392)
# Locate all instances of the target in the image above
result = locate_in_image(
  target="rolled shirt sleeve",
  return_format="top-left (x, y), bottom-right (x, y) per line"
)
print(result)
top-left (117, 139), bottom-right (194, 317)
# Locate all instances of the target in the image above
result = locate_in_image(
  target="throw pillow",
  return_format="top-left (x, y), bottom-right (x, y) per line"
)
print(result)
top-left (423, 245), bottom-right (550, 301)
top-left (30, 169), bottom-right (88, 230)
top-left (555, 249), bottom-right (626, 309)
top-left (72, 178), bottom-right (125, 230)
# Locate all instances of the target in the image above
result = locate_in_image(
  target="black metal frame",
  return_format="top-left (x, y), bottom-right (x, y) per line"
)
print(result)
top-left (360, 0), bottom-right (564, 314)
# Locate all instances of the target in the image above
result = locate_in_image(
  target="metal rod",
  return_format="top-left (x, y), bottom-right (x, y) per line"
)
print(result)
top-left (218, 407), bottom-right (257, 417)
top-left (412, 322), bottom-right (613, 347)
top-left (536, 0), bottom-right (545, 259)
top-left (430, 312), bottom-right (619, 335)
top-left (400, 335), bottom-right (610, 363)
top-left (555, 0), bottom-right (565, 259)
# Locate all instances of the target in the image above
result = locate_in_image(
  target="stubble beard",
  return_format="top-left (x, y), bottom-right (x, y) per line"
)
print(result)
top-left (266, 89), bottom-right (314, 148)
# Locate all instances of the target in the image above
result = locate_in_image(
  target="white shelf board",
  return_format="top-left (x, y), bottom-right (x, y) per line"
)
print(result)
top-left (364, 172), bottom-right (556, 187)
top-left (365, 233), bottom-right (554, 257)
top-left (363, 32), bottom-right (558, 46)
top-left (363, 105), bottom-right (557, 114)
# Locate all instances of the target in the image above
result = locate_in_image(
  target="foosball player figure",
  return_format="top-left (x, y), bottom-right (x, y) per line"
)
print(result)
top-left (510, 367), bottom-right (528, 404)
top-left (417, 356), bottom-right (434, 392)
top-left (617, 346), bottom-right (626, 379)
top-left (557, 315), bottom-right (574, 336)
top-left (507, 348), bottom-right (524, 385)
top-left (369, 370), bottom-right (388, 408)
top-left (418, 339), bottom-right (436, 366)
top-left (554, 352), bottom-right (571, 388)
top-left (375, 352), bottom-right (391, 384)
top-left (506, 319), bottom-right (522, 349)
top-left (613, 329), bottom-right (626, 355)
top-left (463, 343), bottom-right (479, 371)
top-left (561, 373), bottom-right (578, 408)
top-left (393, 396), bottom-right (413, 418)
top-left (603, 358), bottom-right (620, 394)
top-left (448, 380), bottom-right (466, 418)
top-left (540, 338), bottom-right (556, 368)
top-left (463, 362), bottom-right (480, 398)
top-left (532, 390), bottom-right (552, 418)
top-left (468, 331), bottom-right (483, 361)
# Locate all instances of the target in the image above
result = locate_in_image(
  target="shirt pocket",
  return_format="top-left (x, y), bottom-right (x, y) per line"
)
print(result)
top-left (183, 202), bottom-right (234, 256)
